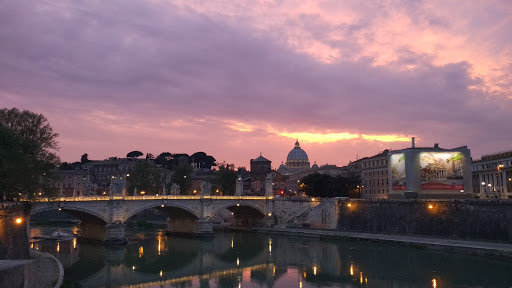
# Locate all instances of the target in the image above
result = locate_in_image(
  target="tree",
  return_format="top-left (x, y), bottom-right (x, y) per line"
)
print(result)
top-left (59, 162), bottom-right (75, 170)
top-left (190, 152), bottom-right (217, 169)
top-left (146, 153), bottom-right (155, 160)
top-left (80, 153), bottom-right (90, 164)
top-left (128, 161), bottom-right (164, 195)
top-left (300, 173), bottom-right (360, 198)
top-left (169, 153), bottom-right (189, 170)
top-left (127, 151), bottom-right (143, 158)
top-left (154, 152), bottom-right (172, 169)
top-left (0, 108), bottom-right (60, 200)
top-left (212, 163), bottom-right (238, 195)
top-left (171, 163), bottom-right (193, 195)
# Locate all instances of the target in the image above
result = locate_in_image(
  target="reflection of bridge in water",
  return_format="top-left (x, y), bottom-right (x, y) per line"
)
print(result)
top-left (80, 233), bottom-right (275, 287)
top-left (31, 229), bottom-right (512, 288)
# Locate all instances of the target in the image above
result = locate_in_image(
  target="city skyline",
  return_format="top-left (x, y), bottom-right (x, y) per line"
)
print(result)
top-left (1, 1), bottom-right (511, 168)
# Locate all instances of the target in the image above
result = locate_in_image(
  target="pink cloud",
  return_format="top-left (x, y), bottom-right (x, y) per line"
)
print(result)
top-left (0, 0), bottom-right (511, 168)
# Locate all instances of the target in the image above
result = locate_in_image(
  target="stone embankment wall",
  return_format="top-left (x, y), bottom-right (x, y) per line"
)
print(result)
top-left (337, 199), bottom-right (512, 242)
top-left (273, 198), bottom-right (320, 228)
top-left (286, 198), bottom-right (338, 229)
top-left (0, 202), bottom-right (30, 259)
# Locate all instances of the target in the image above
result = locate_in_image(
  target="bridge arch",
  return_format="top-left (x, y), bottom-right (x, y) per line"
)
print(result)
top-left (211, 202), bottom-right (267, 218)
top-left (123, 202), bottom-right (200, 223)
top-left (30, 203), bottom-right (108, 224)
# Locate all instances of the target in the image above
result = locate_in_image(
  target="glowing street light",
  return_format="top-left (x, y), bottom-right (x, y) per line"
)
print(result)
top-left (15, 218), bottom-right (22, 224)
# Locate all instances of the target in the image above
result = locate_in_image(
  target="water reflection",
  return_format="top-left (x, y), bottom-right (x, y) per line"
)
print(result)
top-left (29, 226), bottom-right (512, 288)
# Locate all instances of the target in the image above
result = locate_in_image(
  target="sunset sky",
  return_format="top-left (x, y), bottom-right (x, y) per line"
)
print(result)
top-left (1, 0), bottom-right (511, 168)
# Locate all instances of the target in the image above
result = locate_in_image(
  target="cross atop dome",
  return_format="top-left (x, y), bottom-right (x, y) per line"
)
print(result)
top-left (295, 139), bottom-right (300, 148)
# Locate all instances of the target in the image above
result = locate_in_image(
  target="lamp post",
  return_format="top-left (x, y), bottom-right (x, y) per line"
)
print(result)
top-left (110, 175), bottom-right (115, 200)
top-left (497, 164), bottom-right (504, 199)
top-left (184, 175), bottom-right (187, 195)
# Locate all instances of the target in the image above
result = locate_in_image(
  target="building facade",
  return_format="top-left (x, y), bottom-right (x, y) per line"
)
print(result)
top-left (360, 150), bottom-right (389, 199)
top-left (50, 158), bottom-right (171, 197)
top-left (471, 150), bottom-right (512, 199)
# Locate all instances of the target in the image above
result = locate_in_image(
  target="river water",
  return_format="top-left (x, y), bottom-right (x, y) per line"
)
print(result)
top-left (29, 225), bottom-right (512, 288)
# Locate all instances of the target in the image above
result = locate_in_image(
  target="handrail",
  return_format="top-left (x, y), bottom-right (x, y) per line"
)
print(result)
top-left (29, 195), bottom-right (274, 202)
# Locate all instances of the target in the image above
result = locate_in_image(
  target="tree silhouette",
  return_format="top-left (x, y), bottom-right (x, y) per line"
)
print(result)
top-left (80, 153), bottom-right (90, 164)
top-left (0, 108), bottom-right (60, 200)
top-left (127, 151), bottom-right (143, 158)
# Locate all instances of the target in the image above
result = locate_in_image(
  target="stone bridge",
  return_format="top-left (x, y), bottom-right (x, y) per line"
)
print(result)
top-left (29, 195), bottom-right (320, 244)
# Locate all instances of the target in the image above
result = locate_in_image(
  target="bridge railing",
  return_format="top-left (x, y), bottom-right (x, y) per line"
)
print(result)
top-left (29, 195), bottom-right (274, 202)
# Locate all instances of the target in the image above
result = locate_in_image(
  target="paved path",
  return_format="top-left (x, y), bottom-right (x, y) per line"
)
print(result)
top-left (30, 250), bottom-right (64, 288)
top-left (257, 227), bottom-right (512, 253)
top-left (0, 250), bottom-right (63, 288)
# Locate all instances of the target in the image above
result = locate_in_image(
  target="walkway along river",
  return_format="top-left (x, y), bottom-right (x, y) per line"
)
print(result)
top-left (30, 225), bottom-right (512, 288)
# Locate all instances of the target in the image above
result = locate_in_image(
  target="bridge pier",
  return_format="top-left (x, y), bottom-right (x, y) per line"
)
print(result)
top-left (79, 221), bottom-right (126, 245)
top-left (167, 217), bottom-right (213, 237)
top-left (104, 223), bottom-right (127, 245)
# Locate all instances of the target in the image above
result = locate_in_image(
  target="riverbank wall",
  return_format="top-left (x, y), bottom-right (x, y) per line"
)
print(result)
top-left (337, 199), bottom-right (512, 242)
top-left (286, 198), bottom-right (512, 242)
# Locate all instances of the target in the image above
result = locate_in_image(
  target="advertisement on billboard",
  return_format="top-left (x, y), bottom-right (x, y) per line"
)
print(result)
top-left (420, 152), bottom-right (464, 190)
top-left (390, 153), bottom-right (406, 191)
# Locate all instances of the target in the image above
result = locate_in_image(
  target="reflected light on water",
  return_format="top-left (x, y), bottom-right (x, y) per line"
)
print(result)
top-left (299, 281), bottom-right (302, 288)
top-left (313, 266), bottom-right (317, 276)
top-left (160, 270), bottom-right (162, 277)
top-left (73, 238), bottom-right (77, 249)
top-left (158, 238), bottom-right (161, 255)
top-left (360, 272), bottom-right (363, 284)
top-left (350, 264), bottom-right (354, 276)
top-left (237, 257), bottom-right (240, 267)
top-left (273, 266), bottom-right (275, 277)
top-left (30, 243), bottom-right (34, 249)
top-left (432, 279), bottom-right (437, 288)
top-left (139, 246), bottom-right (144, 258)
top-left (231, 238), bottom-right (234, 248)
top-left (56, 242), bottom-right (60, 253)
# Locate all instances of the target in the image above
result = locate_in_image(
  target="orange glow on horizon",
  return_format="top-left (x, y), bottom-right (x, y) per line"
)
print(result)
top-left (277, 130), bottom-right (411, 144)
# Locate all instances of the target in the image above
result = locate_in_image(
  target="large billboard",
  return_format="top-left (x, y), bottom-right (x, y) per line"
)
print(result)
top-left (420, 152), bottom-right (463, 190)
top-left (390, 153), bottom-right (406, 191)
